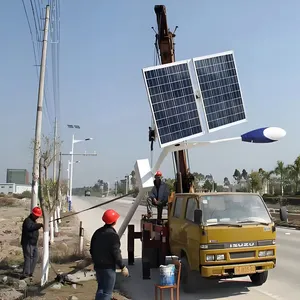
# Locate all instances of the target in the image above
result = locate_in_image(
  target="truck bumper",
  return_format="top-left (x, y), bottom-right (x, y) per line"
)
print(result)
top-left (201, 261), bottom-right (275, 278)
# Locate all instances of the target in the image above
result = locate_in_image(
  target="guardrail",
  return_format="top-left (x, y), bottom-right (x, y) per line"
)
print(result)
top-left (268, 208), bottom-right (281, 213)
top-left (268, 208), bottom-right (300, 214)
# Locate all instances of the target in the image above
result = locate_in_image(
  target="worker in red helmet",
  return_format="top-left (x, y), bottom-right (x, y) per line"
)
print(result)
top-left (90, 209), bottom-right (129, 300)
top-left (20, 206), bottom-right (43, 280)
top-left (147, 170), bottom-right (170, 223)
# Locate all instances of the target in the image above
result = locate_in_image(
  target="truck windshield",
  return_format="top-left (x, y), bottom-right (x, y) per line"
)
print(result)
top-left (200, 194), bottom-right (272, 225)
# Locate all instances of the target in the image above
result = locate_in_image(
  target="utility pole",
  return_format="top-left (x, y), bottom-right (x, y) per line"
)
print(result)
top-left (31, 5), bottom-right (50, 210)
top-left (53, 118), bottom-right (58, 182)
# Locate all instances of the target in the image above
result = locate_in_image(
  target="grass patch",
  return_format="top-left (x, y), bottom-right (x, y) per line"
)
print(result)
top-left (49, 237), bottom-right (89, 264)
top-left (0, 252), bottom-right (23, 267)
top-left (50, 252), bottom-right (87, 264)
top-left (0, 197), bottom-right (19, 207)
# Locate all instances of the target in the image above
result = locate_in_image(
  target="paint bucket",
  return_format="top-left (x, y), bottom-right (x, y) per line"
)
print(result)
top-left (159, 264), bottom-right (176, 286)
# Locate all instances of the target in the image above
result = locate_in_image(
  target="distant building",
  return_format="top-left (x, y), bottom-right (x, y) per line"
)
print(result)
top-left (6, 169), bottom-right (29, 185)
top-left (0, 183), bottom-right (31, 195)
top-left (0, 183), bottom-right (14, 194)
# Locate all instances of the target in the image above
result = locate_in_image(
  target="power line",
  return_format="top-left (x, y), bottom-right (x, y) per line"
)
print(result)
top-left (22, 0), bottom-right (61, 129)
top-left (50, 0), bottom-right (61, 120)
top-left (22, 0), bottom-right (52, 128)
top-left (22, 0), bottom-right (62, 132)
top-left (21, 0), bottom-right (39, 78)
top-left (29, 0), bottom-right (41, 44)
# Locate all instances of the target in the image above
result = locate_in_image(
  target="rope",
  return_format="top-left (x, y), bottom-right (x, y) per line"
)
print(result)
top-left (148, 39), bottom-right (161, 169)
top-left (186, 141), bottom-right (191, 171)
top-left (50, 192), bottom-right (135, 223)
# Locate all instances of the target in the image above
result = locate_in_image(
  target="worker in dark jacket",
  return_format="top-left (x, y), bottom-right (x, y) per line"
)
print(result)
top-left (90, 209), bottom-right (129, 300)
top-left (147, 170), bottom-right (170, 222)
top-left (21, 206), bottom-right (43, 279)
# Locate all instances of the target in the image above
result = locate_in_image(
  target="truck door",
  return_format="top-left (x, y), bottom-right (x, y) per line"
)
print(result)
top-left (169, 196), bottom-right (185, 256)
top-left (182, 197), bottom-right (201, 270)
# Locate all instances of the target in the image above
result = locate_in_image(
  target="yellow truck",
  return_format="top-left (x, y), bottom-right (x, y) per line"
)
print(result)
top-left (168, 192), bottom-right (285, 293)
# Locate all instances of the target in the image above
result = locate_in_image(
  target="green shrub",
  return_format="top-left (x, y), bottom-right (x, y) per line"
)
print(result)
top-left (12, 193), bottom-right (23, 199)
top-left (21, 190), bottom-right (32, 198)
top-left (262, 193), bottom-right (273, 198)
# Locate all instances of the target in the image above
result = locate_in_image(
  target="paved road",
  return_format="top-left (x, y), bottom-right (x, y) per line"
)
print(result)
top-left (72, 196), bottom-right (299, 300)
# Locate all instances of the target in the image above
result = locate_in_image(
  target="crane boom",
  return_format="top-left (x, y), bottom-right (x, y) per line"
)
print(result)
top-left (154, 5), bottom-right (192, 193)
top-left (154, 5), bottom-right (176, 64)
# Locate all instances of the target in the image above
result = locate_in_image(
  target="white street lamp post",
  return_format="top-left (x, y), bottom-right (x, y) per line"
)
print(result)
top-left (69, 135), bottom-right (92, 210)
top-left (67, 160), bottom-right (80, 198)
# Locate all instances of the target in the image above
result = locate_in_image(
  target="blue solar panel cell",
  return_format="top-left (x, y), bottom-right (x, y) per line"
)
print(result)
top-left (193, 52), bottom-right (246, 131)
top-left (143, 62), bottom-right (203, 146)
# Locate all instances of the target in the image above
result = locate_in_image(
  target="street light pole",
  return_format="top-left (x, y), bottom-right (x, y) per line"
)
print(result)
top-left (67, 162), bottom-right (70, 197)
top-left (115, 178), bottom-right (118, 196)
top-left (67, 159), bottom-right (80, 199)
top-left (69, 134), bottom-right (75, 208)
top-left (67, 133), bottom-right (93, 211)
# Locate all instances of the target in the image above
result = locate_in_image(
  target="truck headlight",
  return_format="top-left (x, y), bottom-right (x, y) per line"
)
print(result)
top-left (259, 250), bottom-right (274, 257)
top-left (216, 254), bottom-right (225, 261)
top-left (206, 255), bottom-right (214, 261)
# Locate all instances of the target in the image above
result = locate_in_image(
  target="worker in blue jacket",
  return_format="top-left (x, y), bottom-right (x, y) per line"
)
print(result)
top-left (147, 170), bottom-right (170, 222)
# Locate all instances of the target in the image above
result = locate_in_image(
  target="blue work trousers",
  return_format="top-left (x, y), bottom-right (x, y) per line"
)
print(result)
top-left (95, 268), bottom-right (116, 300)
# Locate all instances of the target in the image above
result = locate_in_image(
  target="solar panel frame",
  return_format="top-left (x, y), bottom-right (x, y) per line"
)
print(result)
top-left (192, 50), bottom-right (247, 133)
top-left (142, 59), bottom-right (205, 148)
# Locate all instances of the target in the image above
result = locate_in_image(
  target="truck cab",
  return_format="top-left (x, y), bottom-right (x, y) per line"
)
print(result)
top-left (168, 192), bottom-right (278, 293)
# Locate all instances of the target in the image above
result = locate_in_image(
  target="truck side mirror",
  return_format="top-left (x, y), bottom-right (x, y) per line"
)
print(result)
top-left (194, 209), bottom-right (202, 224)
top-left (279, 206), bottom-right (288, 222)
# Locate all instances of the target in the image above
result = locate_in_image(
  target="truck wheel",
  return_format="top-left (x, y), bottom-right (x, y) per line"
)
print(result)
top-left (250, 271), bottom-right (268, 286)
top-left (180, 257), bottom-right (198, 293)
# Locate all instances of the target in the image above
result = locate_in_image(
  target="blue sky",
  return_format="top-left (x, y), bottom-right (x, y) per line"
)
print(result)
top-left (0, 0), bottom-right (299, 188)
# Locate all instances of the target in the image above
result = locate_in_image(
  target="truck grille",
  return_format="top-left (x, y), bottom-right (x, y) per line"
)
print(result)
top-left (230, 251), bottom-right (255, 259)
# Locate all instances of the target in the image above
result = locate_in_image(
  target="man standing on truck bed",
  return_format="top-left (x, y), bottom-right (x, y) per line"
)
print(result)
top-left (147, 170), bottom-right (170, 223)
top-left (20, 206), bottom-right (43, 280)
top-left (90, 209), bottom-right (129, 300)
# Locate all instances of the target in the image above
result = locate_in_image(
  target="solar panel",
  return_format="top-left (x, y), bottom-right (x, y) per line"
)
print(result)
top-left (67, 124), bottom-right (81, 129)
top-left (143, 61), bottom-right (203, 147)
top-left (193, 51), bottom-right (246, 132)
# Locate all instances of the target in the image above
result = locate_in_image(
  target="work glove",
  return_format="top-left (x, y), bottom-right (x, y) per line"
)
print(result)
top-left (152, 198), bottom-right (158, 205)
top-left (121, 266), bottom-right (129, 277)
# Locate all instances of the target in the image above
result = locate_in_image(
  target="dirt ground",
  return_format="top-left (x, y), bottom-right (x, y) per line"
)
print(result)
top-left (0, 196), bottom-right (129, 300)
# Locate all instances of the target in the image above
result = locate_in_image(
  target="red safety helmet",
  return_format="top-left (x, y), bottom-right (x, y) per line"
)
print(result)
top-left (155, 170), bottom-right (162, 177)
top-left (32, 206), bottom-right (42, 217)
top-left (102, 209), bottom-right (120, 225)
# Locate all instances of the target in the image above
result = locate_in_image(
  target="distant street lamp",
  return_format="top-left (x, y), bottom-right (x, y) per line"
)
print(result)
top-left (67, 124), bottom-right (93, 210)
top-left (69, 135), bottom-right (93, 207)
top-left (67, 160), bottom-right (80, 198)
top-left (115, 177), bottom-right (118, 196)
